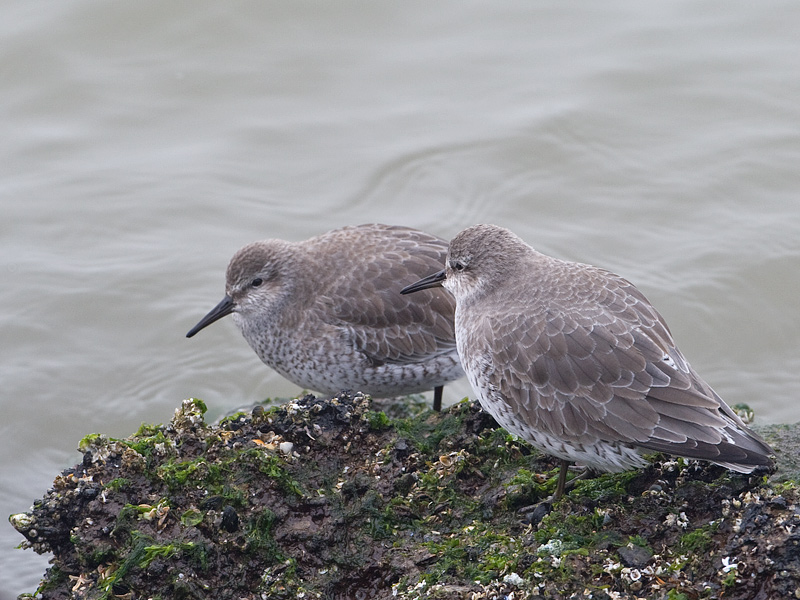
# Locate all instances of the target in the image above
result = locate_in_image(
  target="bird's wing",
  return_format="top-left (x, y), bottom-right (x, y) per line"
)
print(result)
top-left (474, 270), bottom-right (769, 466)
top-left (316, 225), bottom-right (458, 365)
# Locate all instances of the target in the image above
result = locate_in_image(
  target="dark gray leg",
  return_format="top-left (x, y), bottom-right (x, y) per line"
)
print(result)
top-left (554, 460), bottom-right (570, 501)
top-left (433, 385), bottom-right (443, 412)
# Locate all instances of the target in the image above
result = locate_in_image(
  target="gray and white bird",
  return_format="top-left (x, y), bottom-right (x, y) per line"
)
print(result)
top-left (402, 224), bottom-right (773, 498)
top-left (188, 224), bottom-right (463, 409)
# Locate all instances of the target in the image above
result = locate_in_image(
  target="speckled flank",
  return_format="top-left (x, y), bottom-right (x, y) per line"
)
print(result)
top-left (407, 224), bottom-right (774, 474)
top-left (188, 224), bottom-right (464, 397)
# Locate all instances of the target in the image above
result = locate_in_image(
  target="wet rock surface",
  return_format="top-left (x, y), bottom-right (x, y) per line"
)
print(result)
top-left (10, 393), bottom-right (800, 599)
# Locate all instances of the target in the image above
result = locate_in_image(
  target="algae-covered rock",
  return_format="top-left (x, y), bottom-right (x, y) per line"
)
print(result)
top-left (10, 393), bottom-right (800, 599)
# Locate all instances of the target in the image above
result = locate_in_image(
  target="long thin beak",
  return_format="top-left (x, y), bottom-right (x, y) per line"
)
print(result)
top-left (400, 269), bottom-right (446, 295)
top-left (186, 295), bottom-right (235, 337)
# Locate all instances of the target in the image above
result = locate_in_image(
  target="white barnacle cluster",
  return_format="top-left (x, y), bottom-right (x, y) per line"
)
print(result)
top-left (602, 557), bottom-right (622, 574)
top-left (9, 512), bottom-right (34, 531)
top-left (536, 538), bottom-right (564, 557)
top-left (663, 511), bottom-right (689, 529)
top-left (620, 566), bottom-right (642, 588)
top-left (659, 458), bottom-right (682, 473)
top-left (731, 404), bottom-right (755, 424)
top-left (284, 398), bottom-right (305, 417)
top-left (169, 398), bottom-right (209, 437)
top-left (98, 440), bottom-right (130, 464)
top-left (79, 435), bottom-right (131, 465)
top-left (604, 552), bottom-right (696, 596)
top-left (502, 572), bottom-right (524, 586)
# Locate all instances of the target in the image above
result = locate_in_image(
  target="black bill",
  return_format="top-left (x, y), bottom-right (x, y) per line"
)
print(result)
top-left (186, 295), bottom-right (235, 338)
top-left (400, 269), bottom-right (447, 295)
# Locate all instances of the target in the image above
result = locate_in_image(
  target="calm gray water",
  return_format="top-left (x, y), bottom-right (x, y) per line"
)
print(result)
top-left (2, 1), bottom-right (800, 595)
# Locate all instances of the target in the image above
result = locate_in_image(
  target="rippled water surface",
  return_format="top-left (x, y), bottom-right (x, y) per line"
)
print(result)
top-left (2, 1), bottom-right (800, 594)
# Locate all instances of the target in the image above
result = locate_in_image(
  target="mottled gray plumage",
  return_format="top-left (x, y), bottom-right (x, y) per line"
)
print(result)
top-left (402, 224), bottom-right (773, 492)
top-left (187, 224), bottom-right (463, 403)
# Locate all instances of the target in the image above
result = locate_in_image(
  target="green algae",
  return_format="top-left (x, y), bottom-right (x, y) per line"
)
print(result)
top-left (133, 422), bottom-right (163, 437)
top-left (243, 449), bottom-right (304, 497)
top-left (394, 399), bottom-right (473, 453)
top-left (104, 477), bottom-right (131, 491)
top-left (421, 520), bottom-right (526, 585)
top-left (78, 432), bottom-right (107, 452)
top-left (677, 520), bottom-right (720, 556)
top-left (217, 411), bottom-right (249, 426)
top-left (123, 429), bottom-right (172, 462)
top-left (95, 533), bottom-right (209, 600)
top-left (365, 409), bottom-right (392, 430)
top-left (534, 505), bottom-right (617, 554)
top-left (180, 508), bottom-right (204, 527)
top-left (139, 540), bottom-right (206, 570)
top-left (570, 469), bottom-right (639, 503)
top-left (503, 467), bottom-right (548, 508)
top-left (185, 397), bottom-right (208, 415)
top-left (158, 457), bottom-right (225, 491)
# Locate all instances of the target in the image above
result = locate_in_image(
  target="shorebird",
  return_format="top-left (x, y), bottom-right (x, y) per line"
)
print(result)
top-left (188, 224), bottom-right (463, 410)
top-left (402, 224), bottom-right (773, 498)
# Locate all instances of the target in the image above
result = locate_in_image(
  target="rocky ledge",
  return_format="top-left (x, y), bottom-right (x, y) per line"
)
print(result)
top-left (10, 392), bottom-right (800, 600)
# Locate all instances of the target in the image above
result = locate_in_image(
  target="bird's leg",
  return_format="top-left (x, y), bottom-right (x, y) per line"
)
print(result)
top-left (553, 463), bottom-right (598, 501)
top-left (519, 460), bottom-right (581, 523)
top-left (554, 459), bottom-right (571, 501)
top-left (433, 385), bottom-right (443, 412)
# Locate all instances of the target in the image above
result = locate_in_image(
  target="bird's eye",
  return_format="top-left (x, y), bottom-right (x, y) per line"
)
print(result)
top-left (251, 278), bottom-right (263, 288)
top-left (451, 261), bottom-right (465, 272)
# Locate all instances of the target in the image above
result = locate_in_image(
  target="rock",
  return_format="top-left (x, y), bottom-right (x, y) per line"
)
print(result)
top-left (617, 543), bottom-right (653, 568)
top-left (8, 394), bottom-right (800, 600)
